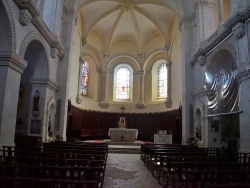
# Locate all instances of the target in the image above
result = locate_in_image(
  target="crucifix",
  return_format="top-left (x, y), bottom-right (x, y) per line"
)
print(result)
top-left (120, 105), bottom-right (126, 114)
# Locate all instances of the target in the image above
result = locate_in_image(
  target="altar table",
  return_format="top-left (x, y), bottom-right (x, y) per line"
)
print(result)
top-left (108, 128), bottom-right (138, 142)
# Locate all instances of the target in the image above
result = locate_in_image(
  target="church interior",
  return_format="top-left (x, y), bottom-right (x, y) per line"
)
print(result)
top-left (1, 0), bottom-right (250, 187)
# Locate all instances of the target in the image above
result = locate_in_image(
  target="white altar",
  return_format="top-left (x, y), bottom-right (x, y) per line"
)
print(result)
top-left (108, 128), bottom-right (138, 142)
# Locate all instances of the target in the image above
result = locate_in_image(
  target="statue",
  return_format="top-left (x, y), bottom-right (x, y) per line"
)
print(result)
top-left (118, 117), bottom-right (126, 128)
top-left (32, 90), bottom-right (40, 117)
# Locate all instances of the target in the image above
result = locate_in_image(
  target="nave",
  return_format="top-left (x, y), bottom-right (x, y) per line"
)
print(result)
top-left (104, 153), bottom-right (161, 188)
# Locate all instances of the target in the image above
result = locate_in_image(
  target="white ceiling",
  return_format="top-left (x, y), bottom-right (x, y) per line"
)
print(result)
top-left (76, 0), bottom-right (190, 53)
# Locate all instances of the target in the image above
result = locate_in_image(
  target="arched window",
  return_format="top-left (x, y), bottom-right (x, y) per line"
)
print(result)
top-left (80, 60), bottom-right (89, 96)
top-left (158, 63), bottom-right (168, 99)
top-left (113, 64), bottom-right (133, 101)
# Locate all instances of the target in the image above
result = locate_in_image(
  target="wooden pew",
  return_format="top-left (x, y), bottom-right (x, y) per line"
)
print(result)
top-left (0, 165), bottom-right (104, 188)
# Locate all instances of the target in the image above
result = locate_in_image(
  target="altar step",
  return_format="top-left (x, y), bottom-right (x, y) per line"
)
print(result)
top-left (108, 145), bottom-right (141, 154)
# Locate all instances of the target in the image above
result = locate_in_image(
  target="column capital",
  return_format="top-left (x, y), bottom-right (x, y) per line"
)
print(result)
top-left (194, 0), bottom-right (217, 9)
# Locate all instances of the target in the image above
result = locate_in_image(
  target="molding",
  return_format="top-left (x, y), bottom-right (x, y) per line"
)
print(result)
top-left (224, 6), bottom-right (250, 29)
top-left (2, 0), bottom-right (16, 52)
top-left (0, 51), bottom-right (27, 73)
top-left (14, 0), bottom-right (64, 59)
top-left (13, 0), bottom-right (40, 17)
top-left (30, 78), bottom-right (59, 92)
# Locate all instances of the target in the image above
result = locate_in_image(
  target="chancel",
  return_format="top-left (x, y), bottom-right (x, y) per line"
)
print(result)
top-left (1, 0), bottom-right (250, 187)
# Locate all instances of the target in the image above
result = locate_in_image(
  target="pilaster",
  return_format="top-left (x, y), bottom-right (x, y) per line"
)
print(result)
top-left (0, 52), bottom-right (27, 146)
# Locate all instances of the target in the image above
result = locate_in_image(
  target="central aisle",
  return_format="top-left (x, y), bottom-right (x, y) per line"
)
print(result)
top-left (103, 153), bottom-right (162, 188)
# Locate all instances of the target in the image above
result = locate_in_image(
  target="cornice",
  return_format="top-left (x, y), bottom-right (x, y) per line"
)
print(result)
top-left (14, 0), bottom-right (40, 17)
top-left (31, 78), bottom-right (59, 92)
top-left (0, 51), bottom-right (27, 73)
top-left (31, 16), bottom-right (64, 59)
top-left (224, 6), bottom-right (250, 29)
top-left (191, 6), bottom-right (250, 65)
top-left (14, 0), bottom-right (64, 59)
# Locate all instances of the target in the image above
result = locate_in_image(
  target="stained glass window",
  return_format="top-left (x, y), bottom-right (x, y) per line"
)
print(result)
top-left (115, 67), bottom-right (130, 100)
top-left (80, 61), bottom-right (89, 96)
top-left (158, 63), bottom-right (168, 98)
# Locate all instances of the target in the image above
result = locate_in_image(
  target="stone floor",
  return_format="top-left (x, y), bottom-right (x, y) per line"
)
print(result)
top-left (103, 153), bottom-right (162, 188)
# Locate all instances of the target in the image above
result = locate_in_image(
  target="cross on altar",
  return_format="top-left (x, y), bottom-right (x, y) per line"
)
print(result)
top-left (120, 105), bottom-right (126, 113)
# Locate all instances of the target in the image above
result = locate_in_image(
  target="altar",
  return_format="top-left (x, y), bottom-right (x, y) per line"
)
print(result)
top-left (108, 128), bottom-right (138, 142)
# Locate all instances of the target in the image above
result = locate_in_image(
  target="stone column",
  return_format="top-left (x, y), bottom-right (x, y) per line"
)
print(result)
top-left (99, 68), bottom-right (110, 108)
top-left (179, 15), bottom-right (195, 144)
top-left (135, 70), bottom-right (145, 109)
top-left (165, 60), bottom-right (172, 108)
top-left (217, 0), bottom-right (224, 24)
top-left (230, 0), bottom-right (245, 13)
top-left (232, 22), bottom-right (249, 152)
top-left (194, 0), bottom-right (217, 44)
top-left (42, 0), bottom-right (64, 38)
top-left (57, 7), bottom-right (75, 141)
top-left (0, 53), bottom-right (27, 146)
top-left (76, 39), bottom-right (88, 104)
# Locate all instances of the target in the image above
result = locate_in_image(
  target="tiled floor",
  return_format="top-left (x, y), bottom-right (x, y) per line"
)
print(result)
top-left (103, 153), bottom-right (162, 188)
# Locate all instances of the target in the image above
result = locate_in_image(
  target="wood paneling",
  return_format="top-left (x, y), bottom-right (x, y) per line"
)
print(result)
top-left (67, 105), bottom-right (182, 143)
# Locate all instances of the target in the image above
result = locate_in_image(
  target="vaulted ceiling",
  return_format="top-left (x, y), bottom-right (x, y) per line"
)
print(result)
top-left (75, 0), bottom-right (193, 54)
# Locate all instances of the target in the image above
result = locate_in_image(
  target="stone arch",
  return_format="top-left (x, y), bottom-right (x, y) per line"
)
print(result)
top-left (108, 55), bottom-right (140, 73)
top-left (20, 32), bottom-right (50, 79)
top-left (206, 41), bottom-right (237, 65)
top-left (0, 0), bottom-right (16, 52)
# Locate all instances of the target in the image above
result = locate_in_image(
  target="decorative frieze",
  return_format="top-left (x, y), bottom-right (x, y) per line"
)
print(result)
top-left (19, 9), bottom-right (32, 26)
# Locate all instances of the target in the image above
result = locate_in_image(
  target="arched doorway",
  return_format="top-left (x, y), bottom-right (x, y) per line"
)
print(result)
top-left (16, 40), bottom-right (49, 139)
